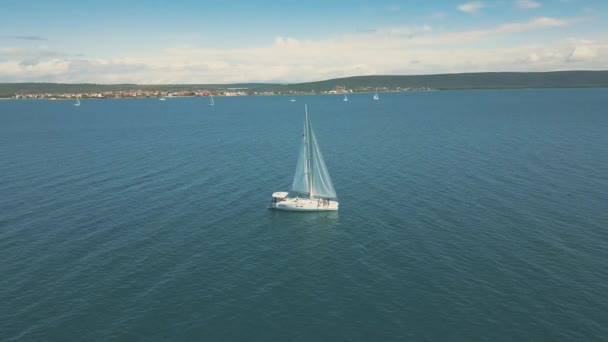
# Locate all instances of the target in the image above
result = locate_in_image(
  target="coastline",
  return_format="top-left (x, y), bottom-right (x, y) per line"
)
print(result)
top-left (3, 71), bottom-right (608, 100)
top-left (4, 86), bottom-right (608, 100)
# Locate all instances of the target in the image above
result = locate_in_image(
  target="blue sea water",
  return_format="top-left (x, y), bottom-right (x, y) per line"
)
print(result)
top-left (1, 89), bottom-right (607, 341)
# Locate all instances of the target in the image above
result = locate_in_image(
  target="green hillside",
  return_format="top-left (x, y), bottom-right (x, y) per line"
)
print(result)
top-left (265, 71), bottom-right (608, 92)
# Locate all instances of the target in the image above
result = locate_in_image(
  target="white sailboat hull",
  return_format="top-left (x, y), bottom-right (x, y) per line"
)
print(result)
top-left (270, 197), bottom-right (338, 211)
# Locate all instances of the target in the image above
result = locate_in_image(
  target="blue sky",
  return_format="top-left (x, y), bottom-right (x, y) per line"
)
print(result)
top-left (0, 0), bottom-right (606, 83)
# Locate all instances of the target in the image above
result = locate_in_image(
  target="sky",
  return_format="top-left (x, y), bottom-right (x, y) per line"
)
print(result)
top-left (0, 0), bottom-right (606, 84)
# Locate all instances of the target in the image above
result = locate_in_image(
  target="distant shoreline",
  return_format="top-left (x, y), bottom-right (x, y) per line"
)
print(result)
top-left (1, 71), bottom-right (607, 98)
top-left (2, 89), bottom-right (434, 100)
top-left (3, 87), bottom-right (608, 101)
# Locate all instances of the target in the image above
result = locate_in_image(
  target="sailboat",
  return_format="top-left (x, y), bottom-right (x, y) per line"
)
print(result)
top-left (73, 97), bottom-right (81, 106)
top-left (270, 105), bottom-right (339, 211)
top-left (343, 94), bottom-right (348, 102)
top-left (209, 94), bottom-right (215, 106)
top-left (373, 91), bottom-right (379, 101)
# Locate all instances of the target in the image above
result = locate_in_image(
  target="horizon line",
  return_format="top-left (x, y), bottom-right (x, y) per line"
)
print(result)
top-left (2, 70), bottom-right (606, 86)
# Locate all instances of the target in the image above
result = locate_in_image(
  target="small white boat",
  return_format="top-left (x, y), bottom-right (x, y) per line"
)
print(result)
top-left (159, 97), bottom-right (166, 101)
top-left (343, 94), bottom-right (348, 102)
top-left (73, 97), bottom-right (81, 106)
top-left (373, 91), bottom-right (379, 101)
top-left (209, 94), bottom-right (215, 106)
top-left (290, 98), bottom-right (296, 102)
top-left (270, 105), bottom-right (339, 211)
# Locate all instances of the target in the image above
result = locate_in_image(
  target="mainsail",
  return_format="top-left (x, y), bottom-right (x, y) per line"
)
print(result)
top-left (291, 105), bottom-right (337, 199)
top-left (291, 119), bottom-right (310, 194)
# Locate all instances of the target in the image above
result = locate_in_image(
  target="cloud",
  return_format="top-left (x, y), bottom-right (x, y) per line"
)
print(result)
top-left (567, 45), bottom-right (597, 62)
top-left (527, 52), bottom-right (540, 62)
top-left (515, 0), bottom-right (541, 9)
top-left (0, 59), bottom-right (68, 79)
top-left (458, 2), bottom-right (483, 13)
top-left (0, 47), bottom-right (67, 58)
top-left (493, 17), bottom-right (570, 34)
top-left (15, 35), bottom-right (47, 41)
top-left (6, 35), bottom-right (47, 41)
top-left (0, 16), bottom-right (603, 83)
top-left (361, 17), bottom-right (574, 46)
top-left (361, 25), bottom-right (433, 37)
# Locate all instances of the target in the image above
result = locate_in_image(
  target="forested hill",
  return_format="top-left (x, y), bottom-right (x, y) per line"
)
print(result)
top-left (272, 71), bottom-right (608, 91)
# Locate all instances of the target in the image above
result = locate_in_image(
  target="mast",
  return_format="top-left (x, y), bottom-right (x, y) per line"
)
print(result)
top-left (305, 104), bottom-right (314, 198)
top-left (291, 104), bottom-right (336, 200)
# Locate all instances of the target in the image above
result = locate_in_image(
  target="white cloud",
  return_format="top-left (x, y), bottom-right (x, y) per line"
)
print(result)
top-left (367, 25), bottom-right (433, 37)
top-left (515, 0), bottom-right (541, 9)
top-left (0, 59), bottom-right (69, 79)
top-left (567, 45), bottom-right (597, 62)
top-left (528, 52), bottom-right (540, 62)
top-left (0, 16), bottom-right (604, 83)
top-left (458, 2), bottom-right (484, 13)
top-left (494, 17), bottom-right (570, 34)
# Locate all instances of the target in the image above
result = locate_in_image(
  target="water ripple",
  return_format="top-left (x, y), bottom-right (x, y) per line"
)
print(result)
top-left (1, 91), bottom-right (607, 341)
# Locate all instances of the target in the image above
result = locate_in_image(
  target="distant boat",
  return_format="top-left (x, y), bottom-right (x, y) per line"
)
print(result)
top-left (343, 94), bottom-right (348, 102)
top-left (159, 97), bottom-right (166, 101)
top-left (373, 91), bottom-right (379, 101)
top-left (270, 104), bottom-right (339, 211)
top-left (290, 98), bottom-right (296, 102)
top-left (73, 97), bottom-right (81, 106)
top-left (209, 94), bottom-right (215, 106)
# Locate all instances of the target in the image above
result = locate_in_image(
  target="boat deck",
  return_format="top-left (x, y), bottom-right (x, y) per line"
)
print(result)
top-left (271, 197), bottom-right (338, 211)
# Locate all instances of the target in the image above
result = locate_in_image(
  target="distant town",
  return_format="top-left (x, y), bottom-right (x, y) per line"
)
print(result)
top-left (6, 86), bottom-right (435, 100)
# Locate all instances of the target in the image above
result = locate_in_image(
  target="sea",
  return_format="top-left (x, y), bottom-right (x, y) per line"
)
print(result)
top-left (1, 89), bottom-right (607, 341)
